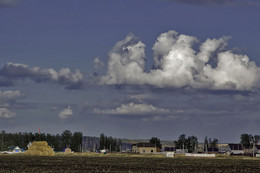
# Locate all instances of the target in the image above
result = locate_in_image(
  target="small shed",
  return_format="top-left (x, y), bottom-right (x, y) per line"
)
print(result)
top-left (9, 146), bottom-right (22, 153)
top-left (64, 148), bottom-right (72, 153)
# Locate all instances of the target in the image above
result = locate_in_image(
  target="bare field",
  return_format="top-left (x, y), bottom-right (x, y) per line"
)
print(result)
top-left (0, 153), bottom-right (260, 172)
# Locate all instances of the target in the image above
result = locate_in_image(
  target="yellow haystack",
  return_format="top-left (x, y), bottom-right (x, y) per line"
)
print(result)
top-left (26, 141), bottom-right (54, 156)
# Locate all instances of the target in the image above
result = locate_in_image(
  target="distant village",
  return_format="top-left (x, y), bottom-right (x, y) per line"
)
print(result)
top-left (1, 130), bottom-right (260, 157)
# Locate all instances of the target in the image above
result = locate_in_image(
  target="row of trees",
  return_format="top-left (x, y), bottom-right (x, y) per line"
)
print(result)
top-left (0, 130), bottom-right (82, 152)
top-left (240, 134), bottom-right (260, 149)
top-left (99, 133), bottom-right (122, 152)
top-left (173, 133), bottom-right (260, 152)
top-left (153, 133), bottom-right (260, 152)
top-left (174, 134), bottom-right (219, 153)
top-left (174, 134), bottom-right (198, 153)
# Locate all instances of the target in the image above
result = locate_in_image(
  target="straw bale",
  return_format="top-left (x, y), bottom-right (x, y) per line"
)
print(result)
top-left (26, 141), bottom-right (54, 156)
top-left (39, 146), bottom-right (47, 151)
top-left (28, 145), bottom-right (37, 150)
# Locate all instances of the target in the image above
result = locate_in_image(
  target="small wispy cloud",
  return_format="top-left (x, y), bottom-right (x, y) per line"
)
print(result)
top-left (142, 115), bottom-right (178, 122)
top-left (94, 57), bottom-right (104, 69)
top-left (127, 94), bottom-right (153, 100)
top-left (94, 102), bottom-right (171, 115)
top-left (0, 90), bottom-right (24, 107)
top-left (0, 0), bottom-right (18, 7)
top-left (58, 106), bottom-right (73, 119)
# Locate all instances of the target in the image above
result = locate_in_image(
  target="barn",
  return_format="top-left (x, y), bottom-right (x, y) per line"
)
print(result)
top-left (132, 143), bottom-right (159, 154)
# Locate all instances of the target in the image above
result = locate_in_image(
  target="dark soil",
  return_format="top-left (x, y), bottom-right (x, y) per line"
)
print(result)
top-left (0, 155), bottom-right (260, 172)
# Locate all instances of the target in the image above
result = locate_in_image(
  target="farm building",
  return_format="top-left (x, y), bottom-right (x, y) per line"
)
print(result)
top-left (207, 148), bottom-right (219, 153)
top-left (244, 145), bottom-right (260, 155)
top-left (27, 141), bottom-right (32, 149)
top-left (175, 149), bottom-right (188, 154)
top-left (132, 143), bottom-right (159, 153)
top-left (254, 145), bottom-right (260, 154)
top-left (227, 143), bottom-right (244, 155)
top-left (8, 146), bottom-right (24, 153)
top-left (163, 146), bottom-right (175, 152)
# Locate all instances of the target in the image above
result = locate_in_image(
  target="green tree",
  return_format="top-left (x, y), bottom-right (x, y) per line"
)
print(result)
top-left (71, 132), bottom-right (83, 152)
top-left (174, 134), bottom-right (186, 149)
top-left (46, 133), bottom-right (55, 148)
top-left (117, 139), bottom-right (122, 152)
top-left (240, 134), bottom-right (253, 148)
top-left (23, 133), bottom-right (33, 149)
top-left (149, 137), bottom-right (162, 149)
top-left (61, 130), bottom-right (72, 148)
top-left (187, 136), bottom-right (198, 153)
top-left (204, 136), bottom-right (208, 152)
top-left (254, 135), bottom-right (260, 143)
top-left (107, 136), bottom-right (114, 152)
top-left (99, 133), bottom-right (105, 150)
top-left (209, 138), bottom-right (218, 148)
top-left (0, 130), bottom-right (5, 151)
top-left (53, 134), bottom-right (62, 151)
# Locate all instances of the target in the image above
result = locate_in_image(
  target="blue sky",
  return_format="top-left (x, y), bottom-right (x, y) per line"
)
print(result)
top-left (0, 0), bottom-right (260, 142)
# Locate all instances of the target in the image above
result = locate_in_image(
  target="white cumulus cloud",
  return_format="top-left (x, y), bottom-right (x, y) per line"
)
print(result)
top-left (0, 90), bottom-right (24, 107)
top-left (94, 102), bottom-right (171, 115)
top-left (0, 90), bottom-right (23, 101)
top-left (100, 30), bottom-right (260, 91)
top-left (0, 63), bottom-right (84, 89)
top-left (127, 94), bottom-right (153, 100)
top-left (94, 57), bottom-right (105, 69)
top-left (0, 108), bottom-right (15, 118)
top-left (58, 106), bottom-right (73, 119)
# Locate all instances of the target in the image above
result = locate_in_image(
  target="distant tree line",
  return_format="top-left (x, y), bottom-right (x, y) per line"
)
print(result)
top-left (99, 133), bottom-right (122, 152)
top-left (0, 130), bottom-right (82, 152)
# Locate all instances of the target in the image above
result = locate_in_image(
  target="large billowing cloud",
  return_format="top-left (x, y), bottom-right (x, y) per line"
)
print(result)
top-left (0, 63), bottom-right (84, 89)
top-left (166, 0), bottom-right (260, 7)
top-left (100, 30), bottom-right (260, 91)
top-left (94, 102), bottom-right (171, 115)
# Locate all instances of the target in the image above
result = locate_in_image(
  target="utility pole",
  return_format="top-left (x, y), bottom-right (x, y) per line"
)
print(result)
top-left (1, 130), bottom-right (4, 151)
top-left (253, 138), bottom-right (255, 157)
